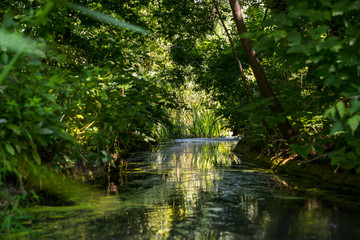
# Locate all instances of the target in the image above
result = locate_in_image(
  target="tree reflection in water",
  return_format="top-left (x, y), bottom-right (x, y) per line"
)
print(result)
top-left (22, 140), bottom-right (360, 240)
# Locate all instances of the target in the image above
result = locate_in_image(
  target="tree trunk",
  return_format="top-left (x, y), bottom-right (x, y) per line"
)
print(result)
top-left (228, 0), bottom-right (294, 140)
top-left (212, 0), bottom-right (270, 133)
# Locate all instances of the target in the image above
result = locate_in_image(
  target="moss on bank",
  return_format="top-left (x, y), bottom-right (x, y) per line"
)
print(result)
top-left (233, 140), bottom-right (360, 194)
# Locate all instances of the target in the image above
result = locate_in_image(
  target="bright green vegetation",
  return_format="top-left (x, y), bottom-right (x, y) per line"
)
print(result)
top-left (1, 0), bottom-right (360, 237)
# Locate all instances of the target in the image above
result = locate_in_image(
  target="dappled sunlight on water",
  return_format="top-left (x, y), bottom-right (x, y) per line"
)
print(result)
top-left (17, 140), bottom-right (360, 239)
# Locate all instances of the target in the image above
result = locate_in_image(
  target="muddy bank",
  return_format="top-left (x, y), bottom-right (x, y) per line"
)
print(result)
top-left (233, 140), bottom-right (360, 194)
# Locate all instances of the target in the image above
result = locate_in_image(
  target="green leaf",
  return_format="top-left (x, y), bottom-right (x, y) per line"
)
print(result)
top-left (274, 13), bottom-right (292, 26)
top-left (332, 1), bottom-right (347, 16)
top-left (286, 45), bottom-right (305, 54)
top-left (289, 144), bottom-right (311, 159)
top-left (347, 115), bottom-right (360, 134)
top-left (5, 143), bottom-right (15, 155)
top-left (44, 93), bottom-right (56, 103)
top-left (336, 101), bottom-right (346, 118)
top-left (50, 127), bottom-right (74, 141)
top-left (320, 0), bottom-right (332, 7)
top-left (324, 107), bottom-right (336, 118)
top-left (325, 75), bottom-right (342, 87)
top-left (330, 121), bottom-right (343, 136)
top-left (39, 128), bottom-right (54, 135)
top-left (1, 52), bottom-right (8, 64)
top-left (25, 129), bottom-right (35, 145)
top-left (64, 1), bottom-right (150, 35)
top-left (349, 101), bottom-right (360, 116)
top-left (287, 32), bottom-right (302, 45)
top-left (7, 124), bottom-right (21, 135)
top-left (330, 155), bottom-right (344, 165)
top-left (32, 150), bottom-right (41, 165)
top-left (324, 36), bottom-right (342, 52)
top-left (346, 152), bottom-right (357, 160)
top-left (272, 30), bottom-right (287, 42)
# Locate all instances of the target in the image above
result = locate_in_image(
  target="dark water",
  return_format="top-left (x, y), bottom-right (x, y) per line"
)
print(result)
top-left (20, 139), bottom-right (360, 239)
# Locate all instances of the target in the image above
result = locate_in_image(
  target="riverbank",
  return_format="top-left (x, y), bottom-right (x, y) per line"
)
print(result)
top-left (233, 140), bottom-right (360, 194)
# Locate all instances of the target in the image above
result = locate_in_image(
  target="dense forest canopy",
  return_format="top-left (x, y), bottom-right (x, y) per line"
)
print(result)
top-left (1, 0), bottom-right (360, 235)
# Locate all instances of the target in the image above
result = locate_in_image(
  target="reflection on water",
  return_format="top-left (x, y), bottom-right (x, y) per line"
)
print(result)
top-left (20, 140), bottom-right (360, 239)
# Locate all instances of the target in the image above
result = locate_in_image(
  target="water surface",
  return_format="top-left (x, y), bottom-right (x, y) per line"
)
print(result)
top-left (21, 139), bottom-right (360, 239)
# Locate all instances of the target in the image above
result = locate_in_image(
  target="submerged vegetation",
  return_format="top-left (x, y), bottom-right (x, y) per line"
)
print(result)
top-left (1, 0), bottom-right (360, 237)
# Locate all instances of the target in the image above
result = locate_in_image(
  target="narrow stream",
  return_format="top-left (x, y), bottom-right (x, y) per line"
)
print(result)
top-left (20, 139), bottom-right (360, 239)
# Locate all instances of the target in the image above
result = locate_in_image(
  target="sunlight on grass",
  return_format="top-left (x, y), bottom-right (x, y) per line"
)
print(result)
top-left (167, 81), bottom-right (230, 139)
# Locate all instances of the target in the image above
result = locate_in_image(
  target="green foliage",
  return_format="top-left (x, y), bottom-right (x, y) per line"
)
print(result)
top-left (1, 0), bottom-right (360, 236)
top-left (166, 81), bottom-right (230, 139)
top-left (0, 29), bottom-right (71, 186)
top-left (0, 0), bottom-right (179, 236)
top-left (0, 190), bottom-right (38, 238)
top-left (62, 1), bottom-right (150, 35)
top-left (251, 0), bottom-right (360, 171)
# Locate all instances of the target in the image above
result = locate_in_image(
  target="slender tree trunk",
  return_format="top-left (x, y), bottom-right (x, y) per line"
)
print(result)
top-left (212, 0), bottom-right (270, 132)
top-left (228, 0), bottom-right (294, 140)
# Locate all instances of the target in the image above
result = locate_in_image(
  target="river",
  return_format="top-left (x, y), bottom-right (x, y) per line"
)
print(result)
top-left (18, 139), bottom-right (360, 239)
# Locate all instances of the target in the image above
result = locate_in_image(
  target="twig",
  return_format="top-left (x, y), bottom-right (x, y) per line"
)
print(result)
top-left (303, 153), bottom-right (332, 163)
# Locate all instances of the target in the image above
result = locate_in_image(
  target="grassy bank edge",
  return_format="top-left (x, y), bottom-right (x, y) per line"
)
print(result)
top-left (233, 140), bottom-right (360, 194)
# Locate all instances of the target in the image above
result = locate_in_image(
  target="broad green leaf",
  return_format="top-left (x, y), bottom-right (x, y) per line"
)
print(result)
top-left (308, 25), bottom-right (329, 39)
top-left (63, 1), bottom-right (150, 35)
top-left (7, 124), bottom-right (21, 135)
top-left (330, 155), bottom-right (344, 165)
top-left (56, 130), bottom-right (74, 141)
top-left (347, 115), bottom-right (360, 134)
top-left (324, 107), bottom-right (336, 118)
top-left (349, 101), bottom-right (360, 116)
top-left (274, 13), bottom-right (292, 26)
top-left (118, 118), bottom-right (129, 131)
top-left (320, 0), bottom-right (332, 7)
top-left (44, 93), bottom-right (56, 103)
top-left (325, 76), bottom-right (342, 87)
top-left (48, 127), bottom-right (74, 141)
top-left (336, 101), bottom-right (346, 118)
top-left (5, 143), bottom-right (15, 155)
top-left (289, 144), bottom-right (311, 159)
top-left (272, 30), bottom-right (287, 42)
top-left (346, 152), bottom-right (357, 160)
top-left (287, 32), bottom-right (302, 46)
top-left (324, 36), bottom-right (342, 52)
top-left (39, 128), bottom-right (54, 135)
top-left (332, 1), bottom-right (348, 16)
top-left (330, 121), bottom-right (343, 136)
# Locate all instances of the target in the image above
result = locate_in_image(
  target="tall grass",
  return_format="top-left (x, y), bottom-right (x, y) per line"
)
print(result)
top-left (186, 107), bottom-right (224, 138)
top-left (164, 81), bottom-right (229, 139)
